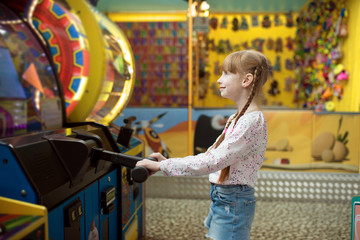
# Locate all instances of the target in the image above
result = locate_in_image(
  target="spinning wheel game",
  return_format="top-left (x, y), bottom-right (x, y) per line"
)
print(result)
top-left (31, 0), bottom-right (90, 116)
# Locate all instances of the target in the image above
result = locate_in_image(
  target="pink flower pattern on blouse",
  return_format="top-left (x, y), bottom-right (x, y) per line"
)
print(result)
top-left (160, 111), bottom-right (267, 187)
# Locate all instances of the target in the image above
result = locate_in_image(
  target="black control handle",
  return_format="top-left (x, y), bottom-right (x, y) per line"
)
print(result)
top-left (92, 148), bottom-right (158, 183)
top-left (131, 156), bottom-right (158, 182)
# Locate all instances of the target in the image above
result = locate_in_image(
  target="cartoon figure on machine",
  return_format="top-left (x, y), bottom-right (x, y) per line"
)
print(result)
top-left (134, 112), bottom-right (171, 158)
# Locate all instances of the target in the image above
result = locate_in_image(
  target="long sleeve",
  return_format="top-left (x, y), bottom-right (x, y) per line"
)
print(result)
top-left (159, 111), bottom-right (267, 187)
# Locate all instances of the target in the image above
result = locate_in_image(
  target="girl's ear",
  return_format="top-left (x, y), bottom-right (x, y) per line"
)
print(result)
top-left (242, 73), bottom-right (254, 87)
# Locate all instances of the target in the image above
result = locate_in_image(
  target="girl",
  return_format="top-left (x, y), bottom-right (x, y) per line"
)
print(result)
top-left (136, 50), bottom-right (272, 240)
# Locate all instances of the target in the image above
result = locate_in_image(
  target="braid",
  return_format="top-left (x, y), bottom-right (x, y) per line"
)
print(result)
top-left (217, 67), bottom-right (261, 183)
top-left (233, 67), bottom-right (260, 125)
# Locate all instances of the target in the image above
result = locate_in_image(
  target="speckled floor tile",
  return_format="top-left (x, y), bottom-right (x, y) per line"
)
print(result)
top-left (142, 198), bottom-right (351, 240)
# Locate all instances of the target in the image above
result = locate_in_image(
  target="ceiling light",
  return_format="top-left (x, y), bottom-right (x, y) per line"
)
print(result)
top-left (200, 1), bottom-right (210, 11)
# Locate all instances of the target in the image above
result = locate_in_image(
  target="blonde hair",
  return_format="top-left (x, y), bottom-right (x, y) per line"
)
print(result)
top-left (214, 50), bottom-right (272, 183)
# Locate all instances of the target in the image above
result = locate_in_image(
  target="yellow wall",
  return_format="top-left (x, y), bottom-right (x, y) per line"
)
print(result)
top-left (109, 4), bottom-right (360, 112)
top-left (340, 0), bottom-right (360, 111)
top-left (200, 13), bottom-right (297, 108)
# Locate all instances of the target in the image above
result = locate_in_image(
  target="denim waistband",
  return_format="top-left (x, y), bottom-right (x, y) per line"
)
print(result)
top-left (210, 182), bottom-right (252, 191)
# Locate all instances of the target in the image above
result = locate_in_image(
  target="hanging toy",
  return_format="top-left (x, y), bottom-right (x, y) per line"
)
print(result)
top-left (304, 85), bottom-right (312, 98)
top-left (209, 17), bottom-right (218, 30)
top-left (325, 101), bottom-right (335, 111)
top-left (220, 17), bottom-right (228, 29)
top-left (239, 16), bottom-right (249, 30)
top-left (336, 70), bottom-right (349, 81)
top-left (251, 15), bottom-right (259, 27)
top-left (258, 39), bottom-right (265, 52)
top-left (315, 103), bottom-right (325, 112)
top-left (251, 38), bottom-right (265, 52)
top-left (321, 87), bottom-right (333, 101)
top-left (211, 82), bottom-right (221, 96)
top-left (242, 41), bottom-right (249, 49)
top-left (285, 12), bottom-right (294, 27)
top-left (322, 72), bottom-right (330, 84)
top-left (224, 40), bottom-right (232, 53)
top-left (214, 61), bottom-right (221, 75)
top-left (266, 38), bottom-right (274, 50)
top-left (337, 8), bottom-right (348, 36)
top-left (315, 70), bottom-right (325, 83)
top-left (285, 36), bottom-right (293, 50)
top-left (284, 76), bottom-right (295, 92)
top-left (233, 44), bottom-right (241, 51)
top-left (338, 23), bottom-right (348, 37)
top-left (285, 58), bottom-right (294, 70)
top-left (268, 80), bottom-right (280, 96)
top-left (207, 38), bottom-right (216, 51)
top-left (331, 43), bottom-right (342, 60)
top-left (341, 7), bottom-right (348, 18)
top-left (333, 84), bottom-right (343, 98)
top-left (274, 14), bottom-right (282, 26)
top-left (327, 72), bottom-right (335, 84)
top-left (273, 56), bottom-right (281, 71)
top-left (232, 17), bottom-right (239, 31)
top-left (261, 15), bottom-right (271, 28)
top-left (217, 40), bottom-right (226, 54)
top-left (333, 64), bottom-right (344, 75)
top-left (275, 38), bottom-right (283, 53)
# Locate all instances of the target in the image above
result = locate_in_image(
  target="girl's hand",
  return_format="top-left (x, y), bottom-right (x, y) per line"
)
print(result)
top-left (149, 152), bottom-right (167, 162)
top-left (136, 159), bottom-right (161, 175)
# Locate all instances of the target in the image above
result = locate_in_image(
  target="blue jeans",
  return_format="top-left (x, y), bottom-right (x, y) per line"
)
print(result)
top-left (204, 184), bottom-right (256, 240)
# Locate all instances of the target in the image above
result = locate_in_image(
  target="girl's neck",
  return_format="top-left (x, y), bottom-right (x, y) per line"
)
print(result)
top-left (237, 100), bottom-right (261, 114)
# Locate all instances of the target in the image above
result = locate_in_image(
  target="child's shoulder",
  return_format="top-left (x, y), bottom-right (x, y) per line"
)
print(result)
top-left (240, 111), bottom-right (266, 125)
top-left (243, 110), bottom-right (264, 118)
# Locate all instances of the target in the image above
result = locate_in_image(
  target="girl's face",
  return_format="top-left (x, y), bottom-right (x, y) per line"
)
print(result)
top-left (217, 71), bottom-right (243, 101)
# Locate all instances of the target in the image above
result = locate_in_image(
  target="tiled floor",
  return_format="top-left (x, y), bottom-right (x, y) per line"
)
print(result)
top-left (143, 198), bottom-right (351, 240)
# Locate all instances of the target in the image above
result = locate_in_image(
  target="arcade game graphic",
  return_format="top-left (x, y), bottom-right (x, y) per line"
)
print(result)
top-left (0, 2), bottom-right (63, 138)
top-left (5, 0), bottom-right (135, 126)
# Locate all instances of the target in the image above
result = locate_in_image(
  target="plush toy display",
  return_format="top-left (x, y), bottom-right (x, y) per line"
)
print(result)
top-left (293, 0), bottom-right (348, 111)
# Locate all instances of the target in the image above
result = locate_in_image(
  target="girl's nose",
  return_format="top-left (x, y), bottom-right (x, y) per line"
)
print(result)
top-left (217, 76), bottom-right (222, 84)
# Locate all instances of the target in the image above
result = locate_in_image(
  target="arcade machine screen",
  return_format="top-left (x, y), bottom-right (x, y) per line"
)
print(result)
top-left (0, 3), bottom-right (63, 138)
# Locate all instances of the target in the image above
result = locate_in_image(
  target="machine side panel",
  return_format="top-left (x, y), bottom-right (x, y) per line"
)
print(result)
top-left (84, 181), bottom-right (100, 240)
top-left (16, 141), bottom-right (69, 195)
top-left (48, 192), bottom-right (85, 240)
top-left (0, 144), bottom-right (37, 204)
top-left (99, 170), bottom-right (118, 240)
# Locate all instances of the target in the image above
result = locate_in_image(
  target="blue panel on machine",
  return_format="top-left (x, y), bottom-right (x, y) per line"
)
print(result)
top-left (0, 143), bottom-right (37, 204)
top-left (48, 192), bottom-right (85, 240)
top-left (99, 170), bottom-right (118, 240)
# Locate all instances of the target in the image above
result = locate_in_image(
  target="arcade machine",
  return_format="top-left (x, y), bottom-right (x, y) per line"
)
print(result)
top-left (0, 1), bottom-right (147, 239)
top-left (0, 121), bottom-right (153, 240)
